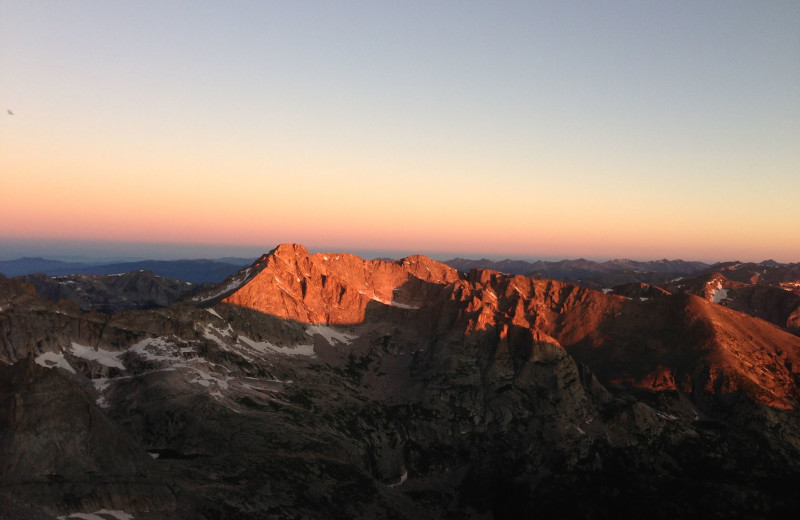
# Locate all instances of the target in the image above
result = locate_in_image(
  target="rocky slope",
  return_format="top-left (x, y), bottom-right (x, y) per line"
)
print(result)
top-left (1, 244), bottom-right (800, 519)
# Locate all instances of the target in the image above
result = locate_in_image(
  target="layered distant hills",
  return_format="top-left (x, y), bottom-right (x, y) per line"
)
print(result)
top-left (1, 245), bottom-right (800, 518)
top-left (0, 256), bottom-right (254, 282)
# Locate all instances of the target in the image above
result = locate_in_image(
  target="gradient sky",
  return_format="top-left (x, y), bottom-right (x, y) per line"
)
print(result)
top-left (2, 1), bottom-right (799, 262)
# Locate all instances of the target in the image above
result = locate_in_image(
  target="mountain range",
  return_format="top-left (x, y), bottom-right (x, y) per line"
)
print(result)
top-left (1, 244), bottom-right (799, 519)
top-left (2, 253), bottom-right (797, 288)
top-left (0, 257), bottom-right (255, 283)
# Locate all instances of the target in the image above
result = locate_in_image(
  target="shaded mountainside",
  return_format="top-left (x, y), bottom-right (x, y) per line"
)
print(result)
top-left (662, 272), bottom-right (800, 335)
top-left (1, 244), bottom-right (800, 519)
top-left (16, 270), bottom-right (198, 314)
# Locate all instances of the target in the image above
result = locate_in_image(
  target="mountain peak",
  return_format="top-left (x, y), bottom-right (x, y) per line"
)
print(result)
top-left (219, 245), bottom-right (459, 324)
top-left (268, 243), bottom-right (311, 259)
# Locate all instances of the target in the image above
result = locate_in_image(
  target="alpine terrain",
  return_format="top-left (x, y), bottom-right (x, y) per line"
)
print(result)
top-left (1, 244), bottom-right (800, 519)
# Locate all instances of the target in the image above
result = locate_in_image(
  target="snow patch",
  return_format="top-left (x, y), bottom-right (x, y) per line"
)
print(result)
top-left (708, 280), bottom-right (729, 304)
top-left (239, 335), bottom-right (316, 357)
top-left (69, 342), bottom-right (125, 370)
top-left (205, 308), bottom-right (222, 319)
top-left (34, 351), bottom-right (75, 374)
top-left (390, 301), bottom-right (420, 310)
top-left (92, 377), bottom-right (113, 408)
top-left (189, 369), bottom-right (233, 390)
top-left (601, 288), bottom-right (613, 294)
top-left (130, 337), bottom-right (194, 363)
top-left (207, 322), bottom-right (234, 338)
top-left (92, 377), bottom-right (111, 392)
top-left (57, 510), bottom-right (134, 520)
top-left (388, 469), bottom-right (408, 488)
top-left (305, 324), bottom-right (356, 345)
top-left (370, 295), bottom-right (420, 310)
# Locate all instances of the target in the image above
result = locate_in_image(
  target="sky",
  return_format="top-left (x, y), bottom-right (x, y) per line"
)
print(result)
top-left (1, 1), bottom-right (799, 262)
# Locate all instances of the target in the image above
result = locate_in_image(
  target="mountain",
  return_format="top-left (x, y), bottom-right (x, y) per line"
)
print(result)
top-left (1, 244), bottom-right (800, 518)
top-left (708, 260), bottom-right (800, 285)
top-left (16, 271), bottom-right (197, 313)
top-left (0, 257), bottom-right (251, 283)
top-left (660, 271), bottom-right (800, 335)
top-left (0, 257), bottom-right (93, 277)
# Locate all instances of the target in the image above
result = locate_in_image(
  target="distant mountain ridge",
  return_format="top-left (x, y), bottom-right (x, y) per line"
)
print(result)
top-left (445, 257), bottom-right (714, 276)
top-left (4, 254), bottom-right (794, 286)
top-left (0, 257), bottom-right (256, 283)
top-left (444, 256), bottom-right (798, 289)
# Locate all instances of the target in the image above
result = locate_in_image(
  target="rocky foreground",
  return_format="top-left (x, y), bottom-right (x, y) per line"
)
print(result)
top-left (1, 244), bottom-right (800, 519)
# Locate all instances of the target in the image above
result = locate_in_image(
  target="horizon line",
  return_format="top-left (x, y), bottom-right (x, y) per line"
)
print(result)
top-left (0, 238), bottom-right (791, 265)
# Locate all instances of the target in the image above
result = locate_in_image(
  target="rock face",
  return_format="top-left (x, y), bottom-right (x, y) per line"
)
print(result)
top-left (220, 243), bottom-right (462, 324)
top-left (1, 244), bottom-right (800, 519)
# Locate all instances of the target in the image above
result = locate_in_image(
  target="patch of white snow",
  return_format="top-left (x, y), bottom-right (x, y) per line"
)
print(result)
top-left (58, 510), bottom-right (134, 520)
top-left (239, 335), bottom-right (317, 357)
top-left (305, 324), bottom-right (356, 345)
top-left (708, 280), bottom-right (729, 304)
top-left (390, 301), bottom-right (420, 310)
top-left (189, 369), bottom-right (233, 390)
top-left (129, 337), bottom-right (194, 363)
top-left (34, 351), bottom-right (75, 374)
top-left (70, 342), bottom-right (125, 370)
